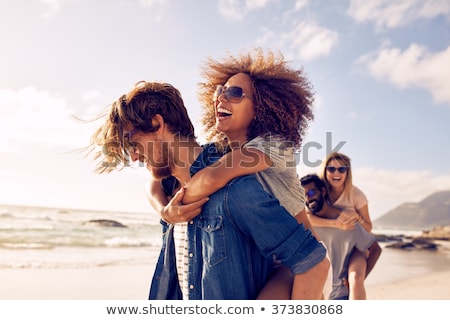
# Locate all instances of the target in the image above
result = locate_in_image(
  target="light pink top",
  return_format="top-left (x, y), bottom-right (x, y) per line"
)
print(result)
top-left (333, 185), bottom-right (368, 212)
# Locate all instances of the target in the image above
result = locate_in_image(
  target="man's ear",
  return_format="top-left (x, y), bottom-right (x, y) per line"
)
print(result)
top-left (152, 114), bottom-right (165, 134)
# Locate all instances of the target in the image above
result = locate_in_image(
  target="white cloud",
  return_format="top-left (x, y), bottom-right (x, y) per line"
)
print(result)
top-left (348, 0), bottom-right (450, 30)
top-left (348, 111), bottom-right (358, 120)
top-left (81, 90), bottom-right (103, 102)
top-left (259, 21), bottom-right (339, 61)
top-left (137, 0), bottom-right (168, 21)
top-left (138, 0), bottom-right (166, 9)
top-left (246, 0), bottom-right (270, 9)
top-left (0, 87), bottom-right (97, 152)
top-left (218, 0), bottom-right (271, 21)
top-left (288, 22), bottom-right (339, 61)
top-left (39, 0), bottom-right (70, 18)
top-left (0, 170), bottom-right (17, 178)
top-left (294, 0), bottom-right (309, 11)
top-left (79, 90), bottom-right (107, 119)
top-left (354, 168), bottom-right (450, 219)
top-left (357, 44), bottom-right (450, 106)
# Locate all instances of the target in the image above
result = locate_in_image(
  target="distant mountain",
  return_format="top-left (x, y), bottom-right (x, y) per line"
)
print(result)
top-left (373, 190), bottom-right (450, 230)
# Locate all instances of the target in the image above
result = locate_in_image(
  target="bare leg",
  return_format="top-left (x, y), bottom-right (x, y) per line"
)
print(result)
top-left (257, 211), bottom-right (328, 300)
top-left (347, 249), bottom-right (367, 300)
top-left (257, 266), bottom-right (293, 300)
top-left (292, 257), bottom-right (330, 300)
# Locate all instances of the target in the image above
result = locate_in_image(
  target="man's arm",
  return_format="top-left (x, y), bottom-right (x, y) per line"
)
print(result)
top-left (365, 240), bottom-right (382, 277)
top-left (144, 179), bottom-right (169, 217)
top-left (308, 211), bottom-right (357, 230)
top-left (145, 179), bottom-right (208, 224)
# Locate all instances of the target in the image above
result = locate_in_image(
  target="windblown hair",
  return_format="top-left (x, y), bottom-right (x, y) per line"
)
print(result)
top-left (198, 48), bottom-right (315, 150)
top-left (319, 152), bottom-right (353, 203)
top-left (89, 81), bottom-right (195, 173)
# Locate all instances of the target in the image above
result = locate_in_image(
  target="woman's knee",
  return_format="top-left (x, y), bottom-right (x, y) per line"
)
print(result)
top-left (348, 270), bottom-right (365, 283)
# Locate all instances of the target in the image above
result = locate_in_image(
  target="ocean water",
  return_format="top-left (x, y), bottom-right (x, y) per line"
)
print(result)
top-left (0, 204), bottom-right (162, 268)
top-left (1, 204), bottom-right (449, 287)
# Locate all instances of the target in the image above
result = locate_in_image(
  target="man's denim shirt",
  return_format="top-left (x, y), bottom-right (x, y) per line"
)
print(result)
top-left (149, 143), bottom-right (326, 300)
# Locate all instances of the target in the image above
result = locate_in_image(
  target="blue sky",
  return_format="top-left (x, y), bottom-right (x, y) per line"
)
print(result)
top-left (1, 0), bottom-right (449, 220)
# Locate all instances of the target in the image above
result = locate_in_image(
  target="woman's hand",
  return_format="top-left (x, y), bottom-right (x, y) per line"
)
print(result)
top-left (334, 210), bottom-right (358, 230)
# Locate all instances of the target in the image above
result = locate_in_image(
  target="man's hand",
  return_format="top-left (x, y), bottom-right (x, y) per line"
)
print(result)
top-left (161, 187), bottom-right (209, 224)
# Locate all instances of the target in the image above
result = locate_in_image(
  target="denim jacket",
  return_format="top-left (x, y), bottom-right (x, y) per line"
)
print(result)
top-left (149, 144), bottom-right (326, 300)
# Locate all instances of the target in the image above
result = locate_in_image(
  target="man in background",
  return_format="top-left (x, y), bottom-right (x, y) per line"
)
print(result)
top-left (300, 173), bottom-right (381, 300)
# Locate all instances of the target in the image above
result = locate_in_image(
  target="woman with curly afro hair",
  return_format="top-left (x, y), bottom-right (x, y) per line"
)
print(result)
top-left (146, 48), bottom-right (326, 299)
top-left (198, 49), bottom-right (313, 150)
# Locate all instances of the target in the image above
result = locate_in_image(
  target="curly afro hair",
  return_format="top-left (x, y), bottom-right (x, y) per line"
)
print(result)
top-left (198, 48), bottom-right (315, 150)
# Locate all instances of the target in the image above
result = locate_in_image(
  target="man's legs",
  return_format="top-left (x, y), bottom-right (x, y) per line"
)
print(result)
top-left (256, 266), bottom-right (293, 300)
top-left (291, 257), bottom-right (330, 300)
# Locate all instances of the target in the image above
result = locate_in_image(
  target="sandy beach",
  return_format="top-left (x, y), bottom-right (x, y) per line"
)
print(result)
top-left (1, 263), bottom-right (449, 300)
top-left (367, 269), bottom-right (450, 300)
top-left (2, 204), bottom-right (448, 300)
top-left (0, 265), bottom-right (154, 300)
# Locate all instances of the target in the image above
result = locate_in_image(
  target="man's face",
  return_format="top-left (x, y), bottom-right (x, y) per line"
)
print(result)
top-left (304, 182), bottom-right (325, 214)
top-left (125, 127), bottom-right (173, 180)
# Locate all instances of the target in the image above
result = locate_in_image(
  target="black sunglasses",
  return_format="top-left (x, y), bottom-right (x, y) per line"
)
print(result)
top-left (305, 189), bottom-right (317, 197)
top-left (326, 166), bottom-right (348, 174)
top-left (214, 85), bottom-right (252, 103)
